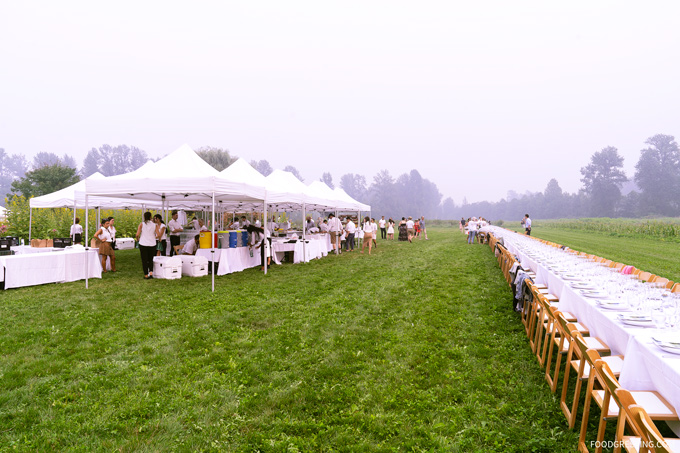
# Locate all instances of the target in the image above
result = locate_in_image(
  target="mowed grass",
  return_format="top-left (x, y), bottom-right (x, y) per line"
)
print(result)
top-left (505, 222), bottom-right (680, 283)
top-left (0, 229), bottom-right (577, 451)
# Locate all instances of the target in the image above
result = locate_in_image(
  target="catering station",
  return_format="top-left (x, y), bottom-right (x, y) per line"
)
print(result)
top-left (7, 144), bottom-right (369, 291)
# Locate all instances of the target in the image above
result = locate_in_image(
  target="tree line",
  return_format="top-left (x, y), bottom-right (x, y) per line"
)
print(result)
top-left (2, 133), bottom-right (679, 221)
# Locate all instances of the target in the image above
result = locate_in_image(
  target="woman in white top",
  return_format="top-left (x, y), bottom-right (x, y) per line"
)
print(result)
top-left (153, 214), bottom-right (167, 256)
top-left (70, 217), bottom-right (83, 244)
top-left (95, 218), bottom-right (115, 272)
top-left (361, 216), bottom-right (374, 255)
top-left (387, 218), bottom-right (395, 240)
top-left (371, 218), bottom-right (378, 248)
top-left (135, 211), bottom-right (157, 279)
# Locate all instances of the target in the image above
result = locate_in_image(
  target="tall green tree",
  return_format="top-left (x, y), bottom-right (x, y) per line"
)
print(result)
top-left (340, 173), bottom-right (368, 202)
top-left (368, 170), bottom-right (396, 217)
top-left (634, 134), bottom-right (680, 216)
top-left (283, 165), bottom-right (304, 182)
top-left (82, 144), bottom-right (148, 176)
top-left (0, 148), bottom-right (28, 204)
top-left (543, 178), bottom-right (564, 218)
top-left (250, 159), bottom-right (273, 176)
top-left (580, 146), bottom-right (628, 217)
top-left (320, 172), bottom-right (334, 189)
top-left (194, 146), bottom-right (234, 172)
top-left (10, 164), bottom-right (80, 199)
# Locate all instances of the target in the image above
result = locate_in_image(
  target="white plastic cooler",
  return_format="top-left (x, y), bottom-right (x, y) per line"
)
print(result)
top-left (152, 256), bottom-right (182, 279)
top-left (179, 255), bottom-right (208, 277)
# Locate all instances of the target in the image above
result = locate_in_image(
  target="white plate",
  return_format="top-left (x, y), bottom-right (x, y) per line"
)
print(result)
top-left (582, 290), bottom-right (610, 299)
top-left (561, 274), bottom-right (584, 281)
top-left (597, 300), bottom-right (629, 310)
top-left (617, 314), bottom-right (653, 327)
top-left (653, 335), bottom-right (680, 348)
top-left (571, 283), bottom-right (597, 290)
top-left (653, 341), bottom-right (680, 355)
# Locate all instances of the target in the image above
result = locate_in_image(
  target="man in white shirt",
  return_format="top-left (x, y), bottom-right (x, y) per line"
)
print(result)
top-left (524, 214), bottom-right (532, 236)
top-left (168, 210), bottom-right (183, 256)
top-left (406, 217), bottom-right (415, 243)
top-left (240, 216), bottom-right (250, 228)
top-left (467, 217), bottom-right (478, 244)
top-left (378, 216), bottom-right (386, 240)
top-left (344, 218), bottom-right (356, 252)
top-left (182, 234), bottom-right (200, 255)
top-left (328, 214), bottom-right (342, 253)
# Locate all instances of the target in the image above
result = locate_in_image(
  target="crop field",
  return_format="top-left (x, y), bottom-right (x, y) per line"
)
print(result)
top-left (0, 228), bottom-right (595, 452)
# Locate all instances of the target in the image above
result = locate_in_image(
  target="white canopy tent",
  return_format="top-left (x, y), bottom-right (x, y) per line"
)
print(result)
top-left (85, 144), bottom-right (268, 291)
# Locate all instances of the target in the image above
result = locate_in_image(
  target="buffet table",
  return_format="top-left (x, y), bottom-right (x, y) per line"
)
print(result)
top-left (271, 234), bottom-right (331, 264)
top-left (196, 247), bottom-right (261, 276)
top-left (0, 248), bottom-right (102, 289)
top-left (490, 227), bottom-right (680, 421)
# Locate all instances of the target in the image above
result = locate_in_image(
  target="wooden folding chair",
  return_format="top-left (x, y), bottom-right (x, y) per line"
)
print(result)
top-left (637, 271), bottom-right (653, 282)
top-left (591, 362), bottom-right (677, 453)
top-left (620, 398), bottom-right (680, 453)
top-left (561, 328), bottom-right (612, 429)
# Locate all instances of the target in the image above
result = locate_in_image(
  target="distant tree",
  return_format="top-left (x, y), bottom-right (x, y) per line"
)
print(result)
top-left (284, 165), bottom-right (304, 182)
top-left (543, 178), bottom-right (564, 219)
top-left (340, 173), bottom-right (368, 202)
top-left (250, 159), bottom-right (273, 176)
top-left (580, 146), bottom-right (627, 217)
top-left (0, 148), bottom-right (28, 204)
top-left (10, 164), bottom-right (79, 198)
top-left (368, 170), bottom-right (396, 216)
top-left (320, 172), bottom-right (334, 189)
top-left (81, 144), bottom-right (148, 177)
top-left (32, 152), bottom-right (77, 171)
top-left (195, 146), bottom-right (235, 171)
top-left (634, 134), bottom-right (680, 216)
top-left (32, 152), bottom-right (60, 168)
top-left (440, 197), bottom-right (456, 219)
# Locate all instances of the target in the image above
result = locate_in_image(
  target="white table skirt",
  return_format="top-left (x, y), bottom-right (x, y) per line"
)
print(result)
top-left (196, 247), bottom-right (262, 275)
top-left (0, 249), bottom-right (102, 289)
top-left (494, 227), bottom-right (680, 418)
top-left (271, 238), bottom-right (326, 265)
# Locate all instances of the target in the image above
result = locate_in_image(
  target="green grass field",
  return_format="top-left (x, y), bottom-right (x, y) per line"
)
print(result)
top-left (505, 221), bottom-right (680, 283)
top-left (0, 228), bottom-right (584, 451)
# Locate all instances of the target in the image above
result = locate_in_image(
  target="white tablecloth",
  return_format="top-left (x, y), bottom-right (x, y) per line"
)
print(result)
top-left (492, 226), bottom-right (680, 417)
top-left (196, 247), bottom-right (261, 275)
top-left (271, 236), bottom-right (328, 264)
top-left (0, 249), bottom-right (102, 289)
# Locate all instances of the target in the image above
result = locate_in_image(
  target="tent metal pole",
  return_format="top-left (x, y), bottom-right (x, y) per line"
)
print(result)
top-left (28, 207), bottom-right (32, 242)
top-left (302, 203), bottom-right (307, 263)
top-left (263, 201), bottom-right (267, 275)
top-left (85, 195), bottom-right (89, 290)
top-left (211, 192), bottom-right (215, 293)
top-left (73, 207), bottom-right (77, 242)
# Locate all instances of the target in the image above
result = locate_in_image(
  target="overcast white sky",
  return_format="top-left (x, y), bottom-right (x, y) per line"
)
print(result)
top-left (1, 1), bottom-right (679, 204)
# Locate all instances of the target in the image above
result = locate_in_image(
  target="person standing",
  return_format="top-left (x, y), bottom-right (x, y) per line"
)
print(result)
top-left (95, 218), bottom-right (116, 272)
top-left (379, 216), bottom-right (387, 240)
top-left (168, 210), bottom-right (183, 256)
top-left (524, 214), bottom-right (532, 235)
top-left (398, 217), bottom-right (408, 241)
top-left (361, 216), bottom-right (374, 255)
top-left (107, 216), bottom-right (117, 250)
top-left (406, 216), bottom-right (415, 243)
top-left (344, 217), bottom-right (356, 252)
top-left (419, 216), bottom-right (428, 240)
top-left (136, 211), bottom-right (157, 279)
top-left (153, 214), bottom-right (167, 256)
top-left (328, 213), bottom-right (342, 254)
top-left (387, 218), bottom-right (395, 240)
top-left (467, 217), bottom-right (478, 244)
top-left (70, 217), bottom-right (83, 244)
top-left (371, 218), bottom-right (378, 248)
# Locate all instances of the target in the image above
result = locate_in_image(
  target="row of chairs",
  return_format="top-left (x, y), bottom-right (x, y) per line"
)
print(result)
top-left (489, 233), bottom-right (680, 452)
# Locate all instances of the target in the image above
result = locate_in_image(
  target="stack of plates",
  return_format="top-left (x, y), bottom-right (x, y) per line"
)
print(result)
top-left (571, 282), bottom-right (597, 290)
top-left (652, 335), bottom-right (680, 355)
top-left (561, 273), bottom-right (584, 281)
top-left (617, 313), bottom-right (653, 327)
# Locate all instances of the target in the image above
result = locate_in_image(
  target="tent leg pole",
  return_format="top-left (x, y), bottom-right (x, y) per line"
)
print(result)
top-left (85, 195), bottom-right (89, 290)
top-left (211, 193), bottom-right (215, 293)
top-left (29, 207), bottom-right (32, 243)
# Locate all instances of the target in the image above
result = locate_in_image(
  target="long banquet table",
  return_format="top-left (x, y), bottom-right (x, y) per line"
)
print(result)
top-left (196, 247), bottom-right (261, 275)
top-left (271, 233), bottom-right (332, 264)
top-left (0, 248), bottom-right (102, 289)
top-left (489, 226), bottom-right (680, 424)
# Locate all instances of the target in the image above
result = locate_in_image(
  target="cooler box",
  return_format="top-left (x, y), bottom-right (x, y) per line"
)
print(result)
top-left (179, 255), bottom-right (208, 277)
top-left (199, 232), bottom-right (218, 248)
top-left (116, 238), bottom-right (135, 250)
top-left (241, 231), bottom-right (248, 247)
top-left (228, 231), bottom-right (238, 248)
top-left (153, 256), bottom-right (182, 279)
top-left (217, 231), bottom-right (230, 249)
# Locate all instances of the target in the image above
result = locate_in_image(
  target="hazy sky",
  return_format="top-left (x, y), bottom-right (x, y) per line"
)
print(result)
top-left (2, 1), bottom-right (679, 204)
